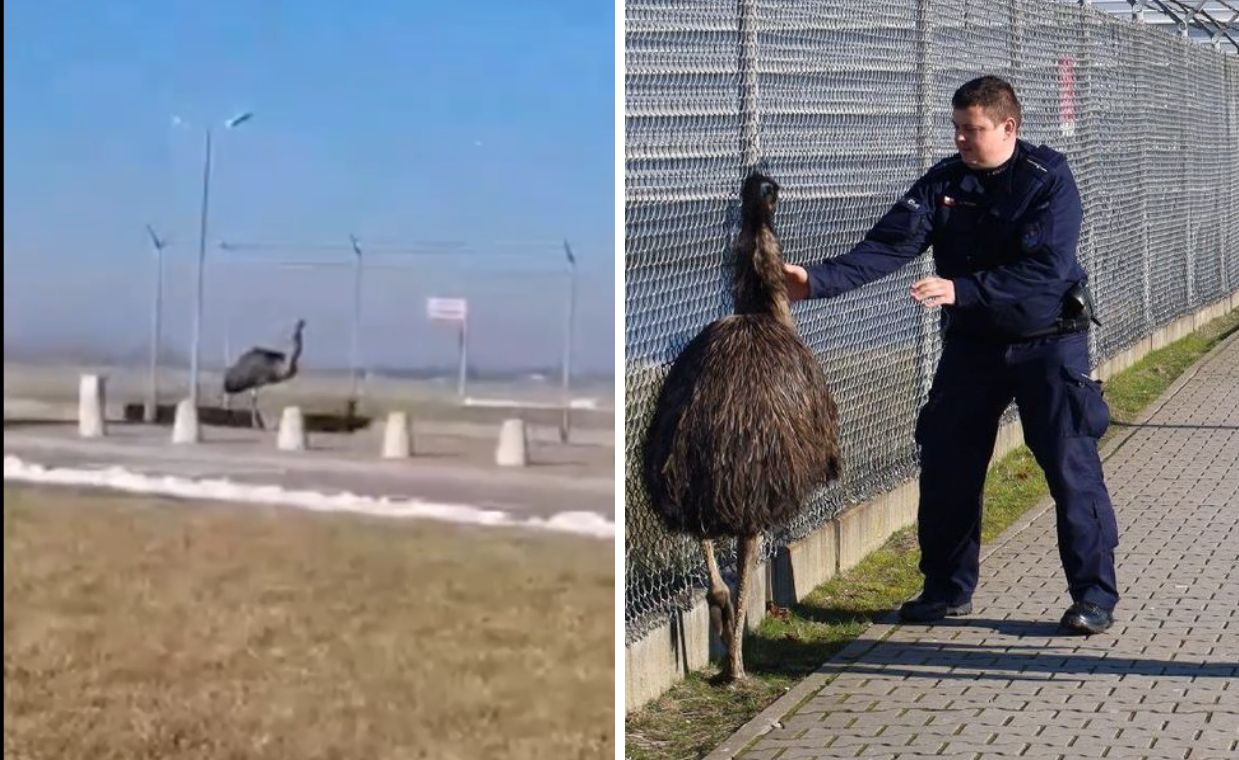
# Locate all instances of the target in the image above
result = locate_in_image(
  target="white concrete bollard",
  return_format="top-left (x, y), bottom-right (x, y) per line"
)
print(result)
top-left (495, 418), bottom-right (528, 467)
top-left (171, 399), bottom-right (200, 444)
top-left (277, 406), bottom-right (307, 451)
top-left (78, 374), bottom-right (107, 438)
top-left (382, 411), bottom-right (412, 459)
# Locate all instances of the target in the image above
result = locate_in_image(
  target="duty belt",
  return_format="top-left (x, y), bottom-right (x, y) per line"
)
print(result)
top-left (1017, 281), bottom-right (1101, 340)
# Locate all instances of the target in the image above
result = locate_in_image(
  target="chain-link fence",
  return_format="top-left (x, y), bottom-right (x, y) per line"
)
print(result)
top-left (625, 0), bottom-right (1239, 642)
top-left (148, 240), bottom-right (579, 385)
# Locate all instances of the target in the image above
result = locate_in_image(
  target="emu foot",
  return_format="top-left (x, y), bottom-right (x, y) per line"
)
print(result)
top-left (711, 645), bottom-right (747, 684)
top-left (725, 641), bottom-right (748, 682)
top-left (717, 606), bottom-right (747, 683)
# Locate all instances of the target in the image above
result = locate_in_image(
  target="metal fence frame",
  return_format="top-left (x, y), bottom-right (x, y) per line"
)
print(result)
top-left (143, 237), bottom-right (582, 426)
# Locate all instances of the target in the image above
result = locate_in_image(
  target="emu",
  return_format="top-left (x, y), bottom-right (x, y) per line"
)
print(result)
top-left (223, 319), bottom-right (305, 429)
top-left (642, 172), bottom-right (841, 681)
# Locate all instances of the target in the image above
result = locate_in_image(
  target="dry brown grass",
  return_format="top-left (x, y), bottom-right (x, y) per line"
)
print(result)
top-left (3, 485), bottom-right (613, 760)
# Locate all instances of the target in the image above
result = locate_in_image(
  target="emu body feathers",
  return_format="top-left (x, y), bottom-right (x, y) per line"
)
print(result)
top-left (639, 171), bottom-right (841, 681)
top-left (643, 313), bottom-right (840, 538)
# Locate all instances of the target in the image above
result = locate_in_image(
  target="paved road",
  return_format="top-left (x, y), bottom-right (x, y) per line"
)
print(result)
top-left (4, 421), bottom-right (614, 521)
top-left (720, 331), bottom-right (1239, 760)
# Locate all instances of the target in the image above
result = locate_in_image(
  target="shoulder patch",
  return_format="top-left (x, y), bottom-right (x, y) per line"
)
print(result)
top-left (926, 154), bottom-right (963, 178)
top-left (1027, 143), bottom-right (1068, 171)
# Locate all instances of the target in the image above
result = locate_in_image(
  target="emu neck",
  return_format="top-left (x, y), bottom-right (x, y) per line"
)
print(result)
top-left (733, 219), bottom-right (792, 327)
top-left (284, 333), bottom-right (303, 379)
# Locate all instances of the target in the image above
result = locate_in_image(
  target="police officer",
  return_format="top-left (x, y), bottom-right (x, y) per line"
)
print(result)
top-left (784, 75), bottom-right (1119, 635)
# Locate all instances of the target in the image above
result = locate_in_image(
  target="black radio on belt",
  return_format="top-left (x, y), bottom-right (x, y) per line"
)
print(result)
top-left (1021, 281), bottom-right (1101, 339)
top-left (1061, 281), bottom-right (1101, 330)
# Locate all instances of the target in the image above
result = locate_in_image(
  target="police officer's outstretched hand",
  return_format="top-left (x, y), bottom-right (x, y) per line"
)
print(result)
top-left (910, 277), bottom-right (956, 308)
top-left (783, 264), bottom-right (809, 301)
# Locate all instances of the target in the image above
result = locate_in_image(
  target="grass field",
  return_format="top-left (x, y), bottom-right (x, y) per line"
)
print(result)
top-left (3, 485), bottom-right (614, 760)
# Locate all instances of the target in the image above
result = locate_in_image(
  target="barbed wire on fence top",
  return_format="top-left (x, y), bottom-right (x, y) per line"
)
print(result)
top-left (625, 0), bottom-right (1239, 643)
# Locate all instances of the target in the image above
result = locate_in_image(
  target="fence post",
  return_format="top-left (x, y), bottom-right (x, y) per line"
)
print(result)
top-left (737, 0), bottom-right (776, 614)
top-left (1008, 0), bottom-right (1022, 74)
top-left (738, 0), bottom-right (761, 171)
top-left (1226, 60), bottom-right (1236, 295)
top-left (1138, 35), bottom-right (1153, 330)
top-left (1182, 41), bottom-right (1196, 310)
top-left (1075, 2), bottom-right (1100, 360)
top-left (915, 0), bottom-right (937, 405)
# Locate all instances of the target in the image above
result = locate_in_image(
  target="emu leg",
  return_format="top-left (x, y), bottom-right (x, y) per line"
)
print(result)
top-left (728, 533), bottom-right (759, 681)
top-left (250, 389), bottom-right (265, 430)
top-left (701, 539), bottom-right (736, 669)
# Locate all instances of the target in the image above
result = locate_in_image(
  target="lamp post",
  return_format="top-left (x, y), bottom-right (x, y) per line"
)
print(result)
top-left (144, 225), bottom-right (168, 423)
top-left (560, 240), bottom-right (578, 443)
top-left (187, 111), bottom-right (254, 408)
top-left (349, 234), bottom-right (364, 406)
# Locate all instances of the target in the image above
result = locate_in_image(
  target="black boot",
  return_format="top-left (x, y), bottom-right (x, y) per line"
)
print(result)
top-left (1059, 602), bottom-right (1113, 635)
top-left (898, 596), bottom-right (973, 623)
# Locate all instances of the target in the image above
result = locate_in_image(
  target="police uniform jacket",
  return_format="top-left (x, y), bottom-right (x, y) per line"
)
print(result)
top-left (804, 139), bottom-right (1086, 341)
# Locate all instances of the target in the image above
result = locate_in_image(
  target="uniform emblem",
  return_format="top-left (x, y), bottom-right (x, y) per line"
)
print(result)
top-left (942, 195), bottom-right (955, 207)
top-left (1021, 223), bottom-right (1042, 250)
top-left (901, 196), bottom-right (920, 210)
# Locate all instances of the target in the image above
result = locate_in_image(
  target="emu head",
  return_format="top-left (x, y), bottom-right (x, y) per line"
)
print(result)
top-left (740, 171), bottom-right (779, 225)
top-left (293, 319), bottom-right (306, 336)
top-left (733, 171), bottom-right (790, 321)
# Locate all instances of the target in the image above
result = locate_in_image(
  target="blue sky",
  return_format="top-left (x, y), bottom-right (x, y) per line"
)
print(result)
top-left (3, 0), bottom-right (614, 374)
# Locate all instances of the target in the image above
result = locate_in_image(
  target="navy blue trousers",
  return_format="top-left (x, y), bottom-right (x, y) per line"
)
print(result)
top-left (914, 331), bottom-right (1120, 611)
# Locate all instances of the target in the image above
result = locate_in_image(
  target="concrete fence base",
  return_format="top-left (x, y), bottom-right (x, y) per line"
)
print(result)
top-left (625, 289), bottom-right (1239, 713)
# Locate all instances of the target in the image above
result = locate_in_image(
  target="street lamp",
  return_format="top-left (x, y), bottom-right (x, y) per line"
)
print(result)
top-left (560, 240), bottom-right (578, 443)
top-left (188, 111), bottom-right (254, 408)
top-left (144, 224), bottom-right (168, 423)
top-left (349, 234), bottom-right (364, 407)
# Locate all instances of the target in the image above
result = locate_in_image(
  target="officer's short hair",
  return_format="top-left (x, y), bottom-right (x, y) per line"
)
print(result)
top-left (952, 76), bottom-right (1022, 129)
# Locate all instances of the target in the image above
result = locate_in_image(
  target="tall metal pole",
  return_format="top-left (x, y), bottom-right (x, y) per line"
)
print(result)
top-left (1181, 39), bottom-right (1195, 310)
top-left (1139, 44), bottom-right (1153, 330)
top-left (145, 226), bottom-right (165, 423)
top-left (915, 0), bottom-right (938, 404)
top-left (350, 234), bottom-right (364, 404)
top-left (457, 314), bottom-right (468, 399)
top-left (738, 0), bottom-right (761, 170)
top-left (222, 261), bottom-right (232, 370)
top-left (561, 241), bottom-right (578, 443)
top-left (190, 127), bottom-right (213, 408)
top-left (1224, 59), bottom-right (1235, 295)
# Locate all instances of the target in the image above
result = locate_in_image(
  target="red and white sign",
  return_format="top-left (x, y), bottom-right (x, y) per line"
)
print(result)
top-left (427, 297), bottom-right (467, 322)
top-left (1058, 56), bottom-right (1077, 138)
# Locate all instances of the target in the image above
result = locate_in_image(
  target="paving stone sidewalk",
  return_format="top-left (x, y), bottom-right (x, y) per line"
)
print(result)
top-left (719, 331), bottom-right (1239, 760)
